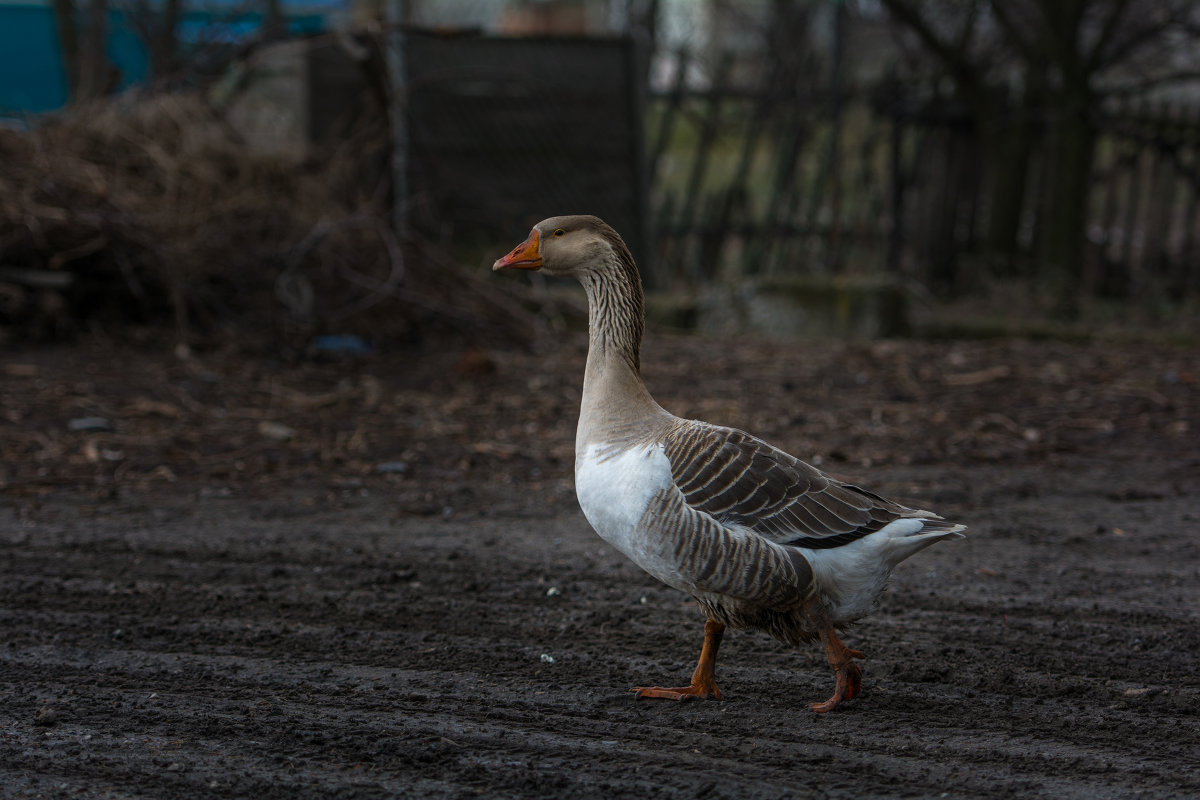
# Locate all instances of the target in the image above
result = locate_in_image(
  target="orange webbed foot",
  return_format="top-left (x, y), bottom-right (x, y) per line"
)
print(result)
top-left (633, 681), bottom-right (723, 701)
top-left (802, 594), bottom-right (866, 713)
top-left (636, 619), bottom-right (726, 701)
top-left (809, 651), bottom-right (864, 713)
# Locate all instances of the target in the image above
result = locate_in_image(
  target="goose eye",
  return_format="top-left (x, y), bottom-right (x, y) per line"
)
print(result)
top-left (553, 228), bottom-right (565, 237)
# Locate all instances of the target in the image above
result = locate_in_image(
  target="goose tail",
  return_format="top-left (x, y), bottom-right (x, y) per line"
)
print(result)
top-left (882, 516), bottom-right (967, 566)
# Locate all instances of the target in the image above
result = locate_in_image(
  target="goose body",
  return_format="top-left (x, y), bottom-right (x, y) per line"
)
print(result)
top-left (495, 214), bottom-right (965, 711)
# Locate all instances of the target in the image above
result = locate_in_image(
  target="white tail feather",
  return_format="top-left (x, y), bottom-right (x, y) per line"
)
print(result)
top-left (801, 518), bottom-right (966, 624)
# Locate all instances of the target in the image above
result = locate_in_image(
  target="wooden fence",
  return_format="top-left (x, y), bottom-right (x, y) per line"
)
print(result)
top-left (646, 51), bottom-right (1200, 301)
top-left (1090, 99), bottom-right (1200, 300)
top-left (399, 32), bottom-right (650, 267)
top-left (647, 51), bottom-right (895, 287)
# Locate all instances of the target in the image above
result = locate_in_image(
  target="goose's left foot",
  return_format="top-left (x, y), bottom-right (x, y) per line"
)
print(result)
top-left (634, 618), bottom-right (725, 702)
top-left (633, 680), bottom-right (722, 701)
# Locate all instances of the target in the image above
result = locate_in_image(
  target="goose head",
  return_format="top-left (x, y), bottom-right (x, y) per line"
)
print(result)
top-left (492, 215), bottom-right (622, 278)
top-left (494, 214), bottom-right (646, 371)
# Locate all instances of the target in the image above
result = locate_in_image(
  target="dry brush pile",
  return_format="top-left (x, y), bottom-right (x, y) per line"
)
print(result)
top-left (0, 92), bottom-right (534, 348)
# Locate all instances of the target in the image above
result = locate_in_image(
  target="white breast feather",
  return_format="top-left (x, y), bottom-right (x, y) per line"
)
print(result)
top-left (575, 443), bottom-right (683, 587)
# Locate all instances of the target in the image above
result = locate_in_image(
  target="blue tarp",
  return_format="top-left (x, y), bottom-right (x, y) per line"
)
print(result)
top-left (0, 1), bottom-right (342, 114)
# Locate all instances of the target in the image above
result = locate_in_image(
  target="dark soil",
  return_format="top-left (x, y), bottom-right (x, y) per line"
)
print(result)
top-left (2, 332), bottom-right (1198, 799)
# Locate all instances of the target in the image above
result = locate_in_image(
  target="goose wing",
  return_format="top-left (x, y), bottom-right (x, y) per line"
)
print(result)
top-left (661, 420), bottom-right (925, 548)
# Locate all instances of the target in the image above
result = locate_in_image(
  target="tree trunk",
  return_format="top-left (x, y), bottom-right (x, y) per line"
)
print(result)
top-left (151, 0), bottom-right (182, 78)
top-left (975, 85), bottom-right (1038, 273)
top-left (76, 0), bottom-right (110, 102)
top-left (52, 0), bottom-right (80, 99)
top-left (263, 0), bottom-right (285, 41)
top-left (1039, 98), bottom-right (1096, 316)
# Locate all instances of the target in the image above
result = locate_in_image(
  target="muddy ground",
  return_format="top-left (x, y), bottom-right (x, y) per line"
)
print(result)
top-left (1, 331), bottom-right (1198, 799)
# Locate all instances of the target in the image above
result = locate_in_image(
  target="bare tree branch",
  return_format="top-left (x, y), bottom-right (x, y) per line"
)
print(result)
top-left (953, 0), bottom-right (984, 55)
top-left (1085, 0), bottom-right (1135, 73)
top-left (1089, 1), bottom-right (1191, 74)
top-left (987, 1), bottom-right (1046, 78)
top-left (879, 0), bottom-right (981, 89)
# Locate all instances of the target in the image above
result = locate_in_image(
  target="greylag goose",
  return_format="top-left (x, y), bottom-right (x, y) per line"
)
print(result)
top-left (493, 215), bottom-right (966, 712)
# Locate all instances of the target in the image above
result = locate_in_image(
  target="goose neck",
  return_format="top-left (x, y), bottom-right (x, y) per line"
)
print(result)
top-left (579, 258), bottom-right (644, 374)
top-left (577, 259), bottom-right (662, 442)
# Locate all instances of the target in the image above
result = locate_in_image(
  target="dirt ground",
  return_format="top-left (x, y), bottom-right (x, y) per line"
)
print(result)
top-left (1, 330), bottom-right (1198, 799)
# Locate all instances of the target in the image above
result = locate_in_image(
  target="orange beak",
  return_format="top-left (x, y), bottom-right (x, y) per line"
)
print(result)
top-left (492, 228), bottom-right (543, 271)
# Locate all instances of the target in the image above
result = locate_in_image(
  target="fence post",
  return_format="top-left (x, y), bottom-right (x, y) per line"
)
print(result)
top-left (887, 103), bottom-right (905, 276)
top-left (626, 34), bottom-right (653, 285)
top-left (385, 0), bottom-right (408, 237)
top-left (747, 101), bottom-right (807, 275)
top-left (648, 47), bottom-right (689, 187)
top-left (672, 52), bottom-right (734, 282)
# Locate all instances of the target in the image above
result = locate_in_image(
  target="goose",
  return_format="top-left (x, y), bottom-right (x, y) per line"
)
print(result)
top-left (493, 215), bottom-right (966, 712)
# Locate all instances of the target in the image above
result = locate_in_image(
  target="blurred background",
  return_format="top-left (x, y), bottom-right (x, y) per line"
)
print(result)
top-left (5, 10), bottom-right (1200, 794)
top-left (2, 0), bottom-right (1199, 347)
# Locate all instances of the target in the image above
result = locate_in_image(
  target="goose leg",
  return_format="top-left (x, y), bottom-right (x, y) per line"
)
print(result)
top-left (634, 618), bottom-right (725, 700)
top-left (804, 598), bottom-right (864, 713)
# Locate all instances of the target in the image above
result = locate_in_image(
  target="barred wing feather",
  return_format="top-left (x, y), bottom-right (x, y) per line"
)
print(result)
top-left (661, 422), bottom-right (925, 549)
